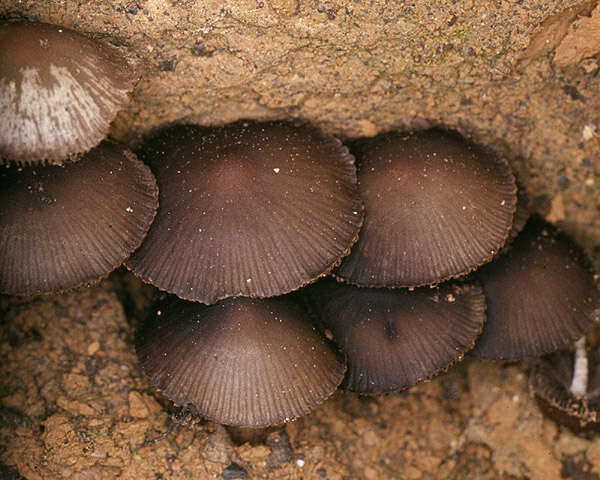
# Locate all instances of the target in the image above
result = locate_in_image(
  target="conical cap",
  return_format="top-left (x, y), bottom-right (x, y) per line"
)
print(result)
top-left (305, 279), bottom-right (486, 393)
top-left (0, 22), bottom-right (142, 165)
top-left (337, 130), bottom-right (516, 287)
top-left (474, 217), bottom-right (600, 360)
top-left (0, 141), bottom-right (158, 295)
top-left (127, 121), bottom-right (363, 304)
top-left (136, 296), bottom-right (346, 427)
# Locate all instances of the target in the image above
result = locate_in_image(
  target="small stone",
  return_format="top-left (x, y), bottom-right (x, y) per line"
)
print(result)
top-left (358, 119), bottom-right (379, 137)
top-left (269, 0), bottom-right (297, 16)
top-left (87, 341), bottom-right (100, 356)
top-left (203, 425), bottom-right (233, 464)
top-left (557, 174), bottom-right (570, 190)
top-left (128, 391), bottom-right (150, 418)
top-left (546, 194), bottom-right (565, 223)
top-left (222, 462), bottom-right (247, 479)
top-left (364, 466), bottom-right (378, 480)
top-left (266, 428), bottom-right (294, 467)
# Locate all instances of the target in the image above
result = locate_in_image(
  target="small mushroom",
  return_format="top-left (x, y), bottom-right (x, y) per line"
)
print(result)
top-left (530, 336), bottom-right (600, 431)
top-left (304, 278), bottom-right (486, 393)
top-left (0, 21), bottom-right (142, 165)
top-left (473, 216), bottom-right (600, 360)
top-left (336, 129), bottom-right (517, 288)
top-left (0, 141), bottom-right (158, 295)
top-left (127, 121), bottom-right (363, 304)
top-left (135, 295), bottom-right (346, 427)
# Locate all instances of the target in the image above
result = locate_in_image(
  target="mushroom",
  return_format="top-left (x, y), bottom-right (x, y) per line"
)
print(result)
top-left (336, 129), bottom-right (517, 288)
top-left (304, 278), bottom-right (486, 393)
top-left (0, 21), bottom-right (142, 165)
top-left (127, 121), bottom-right (363, 304)
top-left (473, 216), bottom-right (600, 360)
top-left (135, 295), bottom-right (345, 427)
top-left (0, 141), bottom-right (158, 295)
top-left (530, 336), bottom-right (600, 431)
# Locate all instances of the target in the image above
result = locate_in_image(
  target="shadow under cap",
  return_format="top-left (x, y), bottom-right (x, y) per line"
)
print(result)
top-left (127, 121), bottom-right (363, 304)
top-left (135, 295), bottom-right (346, 427)
top-left (304, 278), bottom-right (486, 394)
top-left (336, 129), bottom-right (517, 288)
top-left (473, 216), bottom-right (600, 361)
top-left (0, 21), bottom-right (142, 165)
top-left (0, 141), bottom-right (158, 296)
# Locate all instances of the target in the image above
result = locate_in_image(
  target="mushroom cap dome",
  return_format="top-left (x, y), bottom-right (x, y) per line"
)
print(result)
top-left (0, 21), bottom-right (142, 165)
top-left (127, 121), bottom-right (363, 304)
top-left (0, 141), bottom-right (158, 295)
top-left (336, 129), bottom-right (517, 288)
top-left (136, 295), bottom-right (346, 427)
top-left (474, 217), bottom-right (600, 360)
top-left (305, 279), bottom-right (486, 393)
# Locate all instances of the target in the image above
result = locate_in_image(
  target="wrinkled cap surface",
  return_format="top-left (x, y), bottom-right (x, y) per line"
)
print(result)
top-left (136, 296), bottom-right (346, 427)
top-left (0, 141), bottom-right (158, 295)
top-left (474, 217), bottom-right (600, 360)
top-left (530, 349), bottom-right (600, 430)
top-left (127, 121), bottom-right (363, 304)
top-left (0, 21), bottom-right (142, 165)
top-left (305, 278), bottom-right (486, 393)
top-left (336, 129), bottom-right (517, 287)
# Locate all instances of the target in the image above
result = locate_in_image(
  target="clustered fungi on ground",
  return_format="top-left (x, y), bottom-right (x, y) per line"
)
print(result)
top-left (0, 21), bottom-right (157, 295)
top-left (1, 18), bottom-right (599, 446)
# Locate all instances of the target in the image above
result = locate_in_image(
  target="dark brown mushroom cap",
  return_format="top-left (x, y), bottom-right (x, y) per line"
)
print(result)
top-left (0, 141), bottom-right (158, 295)
top-left (127, 121), bottom-right (363, 304)
top-left (473, 217), bottom-right (600, 360)
top-left (304, 279), bottom-right (486, 393)
top-left (336, 129), bottom-right (517, 288)
top-left (135, 295), bottom-right (346, 427)
top-left (530, 349), bottom-right (600, 430)
top-left (0, 21), bottom-right (142, 165)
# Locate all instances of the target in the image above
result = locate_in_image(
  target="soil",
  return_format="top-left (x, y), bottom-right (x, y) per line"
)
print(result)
top-left (2, 278), bottom-right (600, 479)
top-left (1, 0), bottom-right (600, 479)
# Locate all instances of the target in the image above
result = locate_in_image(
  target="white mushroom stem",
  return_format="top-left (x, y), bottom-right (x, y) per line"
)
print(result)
top-left (569, 336), bottom-right (588, 398)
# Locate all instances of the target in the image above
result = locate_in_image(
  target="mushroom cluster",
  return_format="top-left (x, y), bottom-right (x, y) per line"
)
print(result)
top-left (0, 21), bottom-right (157, 295)
top-left (131, 125), bottom-right (517, 424)
top-left (132, 120), bottom-right (364, 426)
top-left (133, 125), bottom-right (598, 429)
top-left (3, 20), bottom-right (598, 436)
top-left (302, 132), bottom-right (599, 405)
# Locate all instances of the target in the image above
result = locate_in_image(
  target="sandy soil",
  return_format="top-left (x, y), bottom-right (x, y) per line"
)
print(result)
top-left (2, 278), bottom-right (600, 480)
top-left (1, 0), bottom-right (600, 478)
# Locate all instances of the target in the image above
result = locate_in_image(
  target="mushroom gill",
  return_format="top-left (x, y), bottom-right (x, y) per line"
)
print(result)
top-left (530, 337), bottom-right (600, 431)
top-left (0, 21), bottom-right (142, 165)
